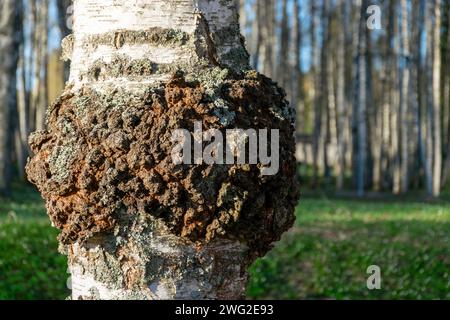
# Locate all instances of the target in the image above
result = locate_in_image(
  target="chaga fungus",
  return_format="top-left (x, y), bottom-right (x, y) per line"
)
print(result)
top-left (26, 70), bottom-right (299, 258)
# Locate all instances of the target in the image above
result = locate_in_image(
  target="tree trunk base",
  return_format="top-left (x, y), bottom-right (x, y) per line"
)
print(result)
top-left (68, 230), bottom-right (249, 300)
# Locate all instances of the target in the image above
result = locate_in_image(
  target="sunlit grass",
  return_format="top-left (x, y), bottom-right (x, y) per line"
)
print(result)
top-left (248, 197), bottom-right (450, 300)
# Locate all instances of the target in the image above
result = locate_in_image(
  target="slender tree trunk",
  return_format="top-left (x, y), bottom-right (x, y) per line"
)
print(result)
top-left (292, 0), bottom-right (305, 162)
top-left (441, 0), bottom-right (449, 155)
top-left (373, 18), bottom-right (385, 192)
top-left (320, 1), bottom-right (332, 185)
top-left (410, 0), bottom-right (421, 189)
top-left (261, 0), bottom-right (275, 78)
top-left (27, 0), bottom-right (37, 132)
top-left (27, 0), bottom-right (298, 300)
top-left (354, 0), bottom-right (368, 196)
top-left (390, 0), bottom-right (401, 193)
top-left (424, 0), bottom-right (435, 195)
top-left (432, 0), bottom-right (442, 197)
top-left (380, 0), bottom-right (393, 189)
top-left (442, 0), bottom-right (450, 186)
top-left (30, 0), bottom-right (42, 133)
top-left (311, 1), bottom-right (322, 187)
top-left (0, 0), bottom-right (21, 196)
top-left (17, 53), bottom-right (27, 180)
top-left (278, 0), bottom-right (289, 89)
top-left (16, 29), bottom-right (30, 181)
top-left (398, 0), bottom-right (411, 193)
top-left (251, 0), bottom-right (262, 70)
top-left (328, 52), bottom-right (338, 186)
top-left (416, 0), bottom-right (430, 193)
top-left (35, 0), bottom-right (49, 131)
top-left (319, 1), bottom-right (331, 185)
top-left (343, 0), bottom-right (355, 187)
top-left (335, 0), bottom-right (347, 190)
top-left (365, 8), bottom-right (374, 191)
top-left (56, 0), bottom-right (72, 81)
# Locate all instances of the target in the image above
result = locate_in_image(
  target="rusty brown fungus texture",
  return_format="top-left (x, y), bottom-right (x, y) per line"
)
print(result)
top-left (26, 69), bottom-right (299, 260)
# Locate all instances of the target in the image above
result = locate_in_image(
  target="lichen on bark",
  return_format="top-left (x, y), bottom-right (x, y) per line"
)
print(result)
top-left (84, 28), bottom-right (190, 50)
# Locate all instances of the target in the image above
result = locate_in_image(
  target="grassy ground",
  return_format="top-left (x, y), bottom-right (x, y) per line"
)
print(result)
top-left (0, 184), bottom-right (68, 299)
top-left (0, 184), bottom-right (449, 300)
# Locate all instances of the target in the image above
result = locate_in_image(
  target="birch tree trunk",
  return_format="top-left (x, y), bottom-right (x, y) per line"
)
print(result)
top-left (0, 0), bottom-right (21, 196)
top-left (365, 6), bottom-right (374, 191)
top-left (56, 0), bottom-right (73, 81)
top-left (335, 0), bottom-right (347, 191)
top-left (354, 0), bottom-right (368, 196)
top-left (292, 0), bottom-right (306, 163)
top-left (278, 0), bottom-right (289, 89)
top-left (418, 0), bottom-right (431, 193)
top-left (442, 0), bottom-right (450, 186)
top-left (16, 9), bottom-right (29, 181)
top-left (17, 45), bottom-right (29, 180)
top-left (319, 1), bottom-right (330, 184)
top-left (30, 0), bottom-right (42, 133)
top-left (27, 0), bottom-right (37, 132)
top-left (250, 0), bottom-right (262, 70)
top-left (35, 0), bottom-right (49, 131)
top-left (431, 0), bottom-right (442, 197)
top-left (343, 0), bottom-right (355, 186)
top-left (399, 0), bottom-right (411, 193)
top-left (328, 49), bottom-right (338, 186)
top-left (261, 0), bottom-right (276, 78)
top-left (311, 1), bottom-right (322, 187)
top-left (425, 0), bottom-right (435, 195)
top-left (27, 0), bottom-right (298, 300)
top-left (390, 1), bottom-right (401, 193)
top-left (410, 0), bottom-right (421, 189)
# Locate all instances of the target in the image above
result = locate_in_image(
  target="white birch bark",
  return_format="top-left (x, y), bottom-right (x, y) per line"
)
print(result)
top-left (66, 0), bottom-right (249, 92)
top-left (335, 0), bottom-right (347, 191)
top-left (390, 0), bottom-right (401, 194)
top-left (310, 0), bottom-right (322, 186)
top-left (278, 0), bottom-right (289, 89)
top-left (260, 0), bottom-right (275, 78)
top-left (399, 0), bottom-right (410, 193)
top-left (354, 0), bottom-right (367, 196)
top-left (292, 0), bottom-right (306, 162)
top-left (425, 0), bottom-right (434, 195)
top-left (431, 0), bottom-right (442, 197)
top-left (35, 0), bottom-right (49, 131)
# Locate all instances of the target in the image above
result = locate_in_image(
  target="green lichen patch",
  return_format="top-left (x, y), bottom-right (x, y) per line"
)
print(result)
top-left (185, 66), bottom-right (229, 98)
top-left (83, 28), bottom-right (190, 50)
top-left (61, 34), bottom-right (74, 61)
top-left (84, 54), bottom-right (157, 82)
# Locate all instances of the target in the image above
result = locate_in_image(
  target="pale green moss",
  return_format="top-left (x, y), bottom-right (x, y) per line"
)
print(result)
top-left (84, 28), bottom-right (190, 50)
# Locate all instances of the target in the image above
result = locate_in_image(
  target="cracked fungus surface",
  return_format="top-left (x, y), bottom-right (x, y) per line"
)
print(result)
top-left (26, 70), bottom-right (299, 257)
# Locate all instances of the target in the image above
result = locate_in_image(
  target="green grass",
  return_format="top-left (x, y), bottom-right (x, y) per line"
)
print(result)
top-left (247, 195), bottom-right (450, 299)
top-left (0, 184), bottom-right (449, 300)
top-left (0, 184), bottom-right (69, 300)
